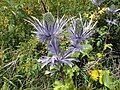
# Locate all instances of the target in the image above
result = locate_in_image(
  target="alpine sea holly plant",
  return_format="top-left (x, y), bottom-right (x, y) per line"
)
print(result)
top-left (26, 12), bottom-right (97, 71)
top-left (25, 12), bottom-right (69, 43)
top-left (91, 0), bottom-right (106, 6)
top-left (106, 5), bottom-right (120, 15)
top-left (39, 38), bottom-right (77, 68)
top-left (106, 4), bottom-right (120, 26)
top-left (68, 14), bottom-right (97, 52)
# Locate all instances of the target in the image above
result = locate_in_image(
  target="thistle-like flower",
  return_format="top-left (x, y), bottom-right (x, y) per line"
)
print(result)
top-left (38, 38), bottom-right (78, 68)
top-left (105, 19), bottom-right (118, 25)
top-left (25, 12), bottom-right (69, 43)
top-left (91, 0), bottom-right (106, 6)
top-left (105, 5), bottom-right (120, 26)
top-left (106, 5), bottom-right (120, 15)
top-left (69, 14), bottom-right (97, 52)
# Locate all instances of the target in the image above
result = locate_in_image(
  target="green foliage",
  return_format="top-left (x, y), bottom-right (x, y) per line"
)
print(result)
top-left (53, 66), bottom-right (79, 90)
top-left (0, 0), bottom-right (120, 90)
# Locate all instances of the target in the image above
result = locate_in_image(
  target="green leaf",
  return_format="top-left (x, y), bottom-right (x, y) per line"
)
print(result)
top-left (81, 44), bottom-right (93, 53)
top-left (71, 52), bottom-right (80, 58)
top-left (33, 64), bottom-right (38, 70)
top-left (53, 81), bottom-right (64, 90)
top-left (1, 82), bottom-right (9, 90)
top-left (102, 71), bottom-right (113, 89)
top-left (45, 70), bottom-right (51, 75)
top-left (97, 53), bottom-right (104, 59)
top-left (103, 44), bottom-right (112, 51)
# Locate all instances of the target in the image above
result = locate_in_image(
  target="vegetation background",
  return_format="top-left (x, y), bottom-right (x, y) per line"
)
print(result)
top-left (0, 0), bottom-right (120, 90)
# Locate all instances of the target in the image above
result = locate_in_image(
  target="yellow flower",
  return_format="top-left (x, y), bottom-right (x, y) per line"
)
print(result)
top-left (98, 7), bottom-right (107, 14)
top-left (89, 14), bottom-right (96, 19)
top-left (89, 70), bottom-right (99, 81)
top-left (89, 69), bottom-right (110, 84)
top-left (97, 53), bottom-right (104, 59)
top-left (3, 17), bottom-right (9, 28)
top-left (89, 12), bottom-right (98, 21)
top-left (83, 13), bottom-right (89, 18)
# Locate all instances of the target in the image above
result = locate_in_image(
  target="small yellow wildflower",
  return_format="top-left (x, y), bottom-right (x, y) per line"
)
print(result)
top-left (89, 70), bottom-right (99, 81)
top-left (3, 17), bottom-right (9, 28)
top-left (97, 53), bottom-right (104, 59)
top-left (89, 14), bottom-right (96, 19)
top-left (88, 69), bottom-right (110, 84)
top-left (89, 12), bottom-right (98, 21)
top-left (83, 13), bottom-right (89, 18)
top-left (98, 7), bottom-right (107, 14)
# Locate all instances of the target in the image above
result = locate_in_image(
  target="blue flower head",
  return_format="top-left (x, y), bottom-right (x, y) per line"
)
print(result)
top-left (25, 12), bottom-right (69, 43)
top-left (38, 38), bottom-right (78, 68)
top-left (69, 14), bottom-right (97, 52)
top-left (25, 12), bottom-right (77, 68)
top-left (106, 5), bottom-right (120, 15)
top-left (91, 0), bottom-right (106, 6)
top-left (105, 19), bottom-right (118, 26)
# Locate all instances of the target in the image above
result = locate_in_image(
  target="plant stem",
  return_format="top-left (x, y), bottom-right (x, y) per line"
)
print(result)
top-left (41, 0), bottom-right (48, 13)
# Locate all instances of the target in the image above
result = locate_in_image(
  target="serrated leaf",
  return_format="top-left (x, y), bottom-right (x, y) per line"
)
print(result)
top-left (43, 12), bottom-right (55, 26)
